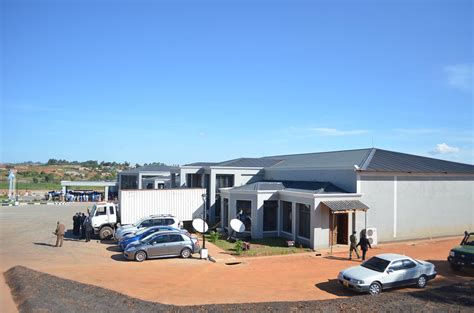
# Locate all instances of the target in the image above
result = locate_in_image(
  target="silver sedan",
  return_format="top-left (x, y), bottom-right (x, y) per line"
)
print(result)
top-left (338, 253), bottom-right (437, 295)
top-left (123, 230), bottom-right (200, 262)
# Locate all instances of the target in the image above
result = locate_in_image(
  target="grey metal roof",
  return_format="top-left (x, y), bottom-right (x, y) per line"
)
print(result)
top-left (120, 165), bottom-right (176, 174)
top-left (264, 149), bottom-right (373, 169)
top-left (321, 200), bottom-right (369, 212)
top-left (365, 149), bottom-right (474, 174)
top-left (217, 158), bottom-right (282, 168)
top-left (184, 162), bottom-right (220, 167)
top-left (229, 180), bottom-right (347, 194)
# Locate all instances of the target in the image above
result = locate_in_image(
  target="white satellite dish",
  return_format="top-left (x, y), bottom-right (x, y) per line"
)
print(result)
top-left (230, 219), bottom-right (245, 233)
top-left (192, 218), bottom-right (209, 233)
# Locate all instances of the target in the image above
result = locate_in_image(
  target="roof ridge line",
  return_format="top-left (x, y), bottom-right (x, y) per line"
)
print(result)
top-left (361, 148), bottom-right (377, 170)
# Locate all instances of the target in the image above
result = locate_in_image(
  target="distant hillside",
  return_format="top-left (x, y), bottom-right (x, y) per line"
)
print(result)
top-left (0, 160), bottom-right (168, 192)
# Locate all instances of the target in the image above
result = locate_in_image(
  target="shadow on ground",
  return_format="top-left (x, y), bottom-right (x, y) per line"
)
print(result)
top-left (314, 279), bottom-right (359, 297)
top-left (323, 256), bottom-right (363, 262)
top-left (111, 254), bottom-right (129, 262)
top-left (33, 242), bottom-right (56, 247)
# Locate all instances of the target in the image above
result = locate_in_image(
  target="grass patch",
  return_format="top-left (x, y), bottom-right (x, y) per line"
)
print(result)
top-left (205, 235), bottom-right (312, 257)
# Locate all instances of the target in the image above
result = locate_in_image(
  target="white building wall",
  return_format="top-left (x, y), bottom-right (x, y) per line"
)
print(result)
top-left (359, 174), bottom-right (474, 242)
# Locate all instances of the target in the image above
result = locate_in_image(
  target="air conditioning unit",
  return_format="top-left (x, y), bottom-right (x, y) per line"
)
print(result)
top-left (366, 227), bottom-right (378, 246)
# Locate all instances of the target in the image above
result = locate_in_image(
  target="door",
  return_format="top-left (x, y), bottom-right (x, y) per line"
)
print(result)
top-left (402, 259), bottom-right (420, 284)
top-left (381, 260), bottom-right (406, 288)
top-left (167, 234), bottom-right (186, 255)
top-left (330, 213), bottom-right (349, 245)
top-left (147, 234), bottom-right (170, 257)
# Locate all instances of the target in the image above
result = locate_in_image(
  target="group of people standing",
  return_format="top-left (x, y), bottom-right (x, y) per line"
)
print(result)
top-left (73, 212), bottom-right (93, 242)
top-left (349, 230), bottom-right (372, 261)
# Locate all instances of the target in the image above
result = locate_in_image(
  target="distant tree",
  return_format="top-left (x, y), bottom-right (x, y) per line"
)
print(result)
top-left (32, 177), bottom-right (38, 184)
top-left (44, 173), bottom-right (54, 183)
top-left (135, 163), bottom-right (141, 168)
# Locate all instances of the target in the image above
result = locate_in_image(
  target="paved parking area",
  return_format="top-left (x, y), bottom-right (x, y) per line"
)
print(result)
top-left (1, 204), bottom-right (472, 312)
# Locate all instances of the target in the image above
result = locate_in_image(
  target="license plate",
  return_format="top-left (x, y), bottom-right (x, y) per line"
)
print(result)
top-left (343, 281), bottom-right (349, 287)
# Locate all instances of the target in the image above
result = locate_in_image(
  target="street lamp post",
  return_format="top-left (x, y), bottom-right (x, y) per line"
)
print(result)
top-left (202, 193), bottom-right (207, 249)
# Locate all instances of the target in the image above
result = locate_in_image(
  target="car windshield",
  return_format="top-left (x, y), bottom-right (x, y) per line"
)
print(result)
top-left (90, 205), bottom-right (97, 217)
top-left (132, 217), bottom-right (147, 227)
top-left (135, 227), bottom-right (154, 236)
top-left (361, 257), bottom-right (391, 273)
top-left (464, 234), bottom-right (474, 246)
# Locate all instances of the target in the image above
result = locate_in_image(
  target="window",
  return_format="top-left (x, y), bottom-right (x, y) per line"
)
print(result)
top-left (215, 195), bottom-right (221, 218)
top-left (402, 259), bottom-right (417, 269)
top-left (120, 175), bottom-right (138, 189)
top-left (152, 219), bottom-right (163, 226)
top-left (96, 206), bottom-right (106, 216)
top-left (169, 234), bottom-right (184, 242)
top-left (164, 219), bottom-right (175, 226)
top-left (223, 198), bottom-right (229, 227)
top-left (216, 175), bottom-right (234, 193)
top-left (146, 183), bottom-right (153, 189)
top-left (186, 174), bottom-right (203, 188)
top-left (236, 200), bottom-right (252, 231)
top-left (140, 219), bottom-right (153, 228)
top-left (109, 206), bottom-right (114, 215)
top-left (389, 260), bottom-right (404, 271)
top-left (297, 203), bottom-right (310, 239)
top-left (263, 201), bottom-right (278, 231)
top-left (281, 201), bottom-right (292, 233)
top-left (152, 235), bottom-right (169, 244)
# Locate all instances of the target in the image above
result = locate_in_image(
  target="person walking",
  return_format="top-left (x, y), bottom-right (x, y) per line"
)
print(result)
top-left (349, 231), bottom-right (360, 260)
top-left (72, 213), bottom-right (79, 236)
top-left (54, 221), bottom-right (65, 247)
top-left (357, 233), bottom-right (372, 261)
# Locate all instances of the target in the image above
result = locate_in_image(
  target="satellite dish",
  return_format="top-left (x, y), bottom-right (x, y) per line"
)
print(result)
top-left (192, 218), bottom-right (209, 233)
top-left (230, 219), bottom-right (245, 233)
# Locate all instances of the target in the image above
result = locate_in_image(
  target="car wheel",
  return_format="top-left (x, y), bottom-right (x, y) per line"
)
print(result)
top-left (369, 282), bottom-right (382, 295)
top-left (416, 275), bottom-right (427, 288)
top-left (135, 250), bottom-right (147, 262)
top-left (181, 248), bottom-right (192, 259)
top-left (99, 226), bottom-right (114, 240)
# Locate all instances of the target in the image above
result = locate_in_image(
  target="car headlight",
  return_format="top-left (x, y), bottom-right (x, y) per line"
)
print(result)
top-left (449, 251), bottom-right (455, 257)
top-left (125, 246), bottom-right (137, 252)
top-left (350, 278), bottom-right (364, 284)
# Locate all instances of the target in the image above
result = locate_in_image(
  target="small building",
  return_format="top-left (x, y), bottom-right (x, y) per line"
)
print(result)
top-left (118, 165), bottom-right (177, 190)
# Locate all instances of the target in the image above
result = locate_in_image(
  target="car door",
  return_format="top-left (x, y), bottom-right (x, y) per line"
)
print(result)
top-left (402, 259), bottom-right (420, 284)
top-left (382, 260), bottom-right (406, 288)
top-left (147, 234), bottom-right (170, 257)
top-left (167, 234), bottom-right (186, 256)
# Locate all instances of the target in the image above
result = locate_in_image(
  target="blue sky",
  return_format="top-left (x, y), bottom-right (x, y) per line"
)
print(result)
top-left (1, 0), bottom-right (473, 165)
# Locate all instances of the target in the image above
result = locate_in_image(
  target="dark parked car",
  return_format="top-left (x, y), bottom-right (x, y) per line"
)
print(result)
top-left (448, 231), bottom-right (474, 271)
top-left (124, 230), bottom-right (200, 262)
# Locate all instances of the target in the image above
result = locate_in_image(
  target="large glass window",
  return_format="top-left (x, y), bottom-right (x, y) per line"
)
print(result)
top-left (216, 175), bottom-right (234, 193)
top-left (281, 201), bottom-right (292, 233)
top-left (186, 174), bottom-right (202, 188)
top-left (223, 198), bottom-right (229, 227)
top-left (263, 201), bottom-right (278, 231)
top-left (236, 200), bottom-right (252, 231)
top-left (120, 175), bottom-right (138, 189)
top-left (297, 203), bottom-right (311, 239)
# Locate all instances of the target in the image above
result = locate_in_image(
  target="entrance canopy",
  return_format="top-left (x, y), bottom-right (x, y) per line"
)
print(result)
top-left (321, 200), bottom-right (369, 214)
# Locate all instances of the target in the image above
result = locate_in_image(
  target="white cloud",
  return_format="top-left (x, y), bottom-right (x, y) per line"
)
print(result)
top-left (444, 64), bottom-right (473, 91)
top-left (430, 143), bottom-right (460, 155)
top-left (309, 127), bottom-right (369, 136)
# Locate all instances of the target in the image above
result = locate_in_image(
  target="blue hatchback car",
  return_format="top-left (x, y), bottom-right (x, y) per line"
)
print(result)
top-left (118, 226), bottom-right (184, 251)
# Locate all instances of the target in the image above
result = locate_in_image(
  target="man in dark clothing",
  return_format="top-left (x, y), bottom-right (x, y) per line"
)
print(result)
top-left (84, 217), bottom-right (93, 242)
top-left (349, 231), bottom-right (360, 260)
top-left (54, 221), bottom-right (66, 247)
top-left (80, 213), bottom-right (86, 239)
top-left (357, 234), bottom-right (372, 261)
top-left (73, 213), bottom-right (79, 236)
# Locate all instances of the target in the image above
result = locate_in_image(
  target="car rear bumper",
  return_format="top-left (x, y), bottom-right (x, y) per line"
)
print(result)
top-left (427, 272), bottom-right (437, 280)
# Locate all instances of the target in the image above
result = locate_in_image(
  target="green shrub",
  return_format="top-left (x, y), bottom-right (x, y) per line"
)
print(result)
top-left (209, 231), bottom-right (220, 243)
top-left (234, 240), bottom-right (244, 255)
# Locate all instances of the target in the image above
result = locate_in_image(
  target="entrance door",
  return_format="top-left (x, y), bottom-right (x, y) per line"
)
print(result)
top-left (330, 213), bottom-right (349, 245)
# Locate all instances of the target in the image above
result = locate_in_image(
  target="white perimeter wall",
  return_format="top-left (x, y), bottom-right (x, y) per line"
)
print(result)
top-left (359, 174), bottom-right (474, 242)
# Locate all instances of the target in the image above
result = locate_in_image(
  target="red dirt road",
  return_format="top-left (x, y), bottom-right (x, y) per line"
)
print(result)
top-left (1, 204), bottom-right (472, 310)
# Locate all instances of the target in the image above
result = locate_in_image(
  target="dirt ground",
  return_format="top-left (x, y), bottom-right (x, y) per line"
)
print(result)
top-left (1, 204), bottom-right (473, 312)
top-left (5, 266), bottom-right (473, 312)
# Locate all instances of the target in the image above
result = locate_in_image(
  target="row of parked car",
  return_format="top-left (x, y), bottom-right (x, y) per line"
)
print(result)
top-left (113, 214), bottom-right (200, 262)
